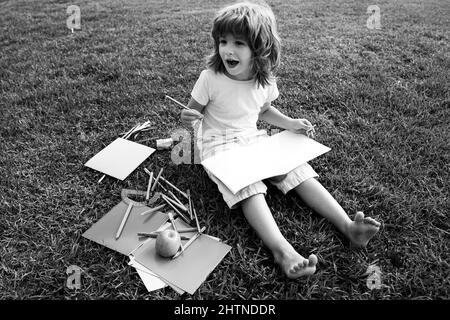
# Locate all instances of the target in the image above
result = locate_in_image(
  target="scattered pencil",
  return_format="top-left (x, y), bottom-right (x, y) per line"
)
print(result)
top-left (146, 171), bottom-right (153, 200)
top-left (167, 212), bottom-right (178, 232)
top-left (192, 201), bottom-right (202, 233)
top-left (162, 193), bottom-right (188, 212)
top-left (172, 226), bottom-right (206, 259)
top-left (187, 189), bottom-right (193, 220)
top-left (168, 212), bottom-right (184, 253)
top-left (148, 227), bottom-right (197, 234)
top-left (161, 195), bottom-right (190, 223)
top-left (151, 168), bottom-right (164, 192)
top-left (143, 169), bottom-right (168, 192)
top-left (137, 232), bottom-right (190, 240)
top-left (159, 176), bottom-right (189, 200)
top-left (122, 121), bottom-right (152, 140)
top-left (97, 175), bottom-right (106, 184)
top-left (140, 204), bottom-right (166, 216)
top-left (116, 202), bottom-right (133, 240)
top-left (121, 123), bottom-right (139, 139)
top-left (167, 190), bottom-right (185, 207)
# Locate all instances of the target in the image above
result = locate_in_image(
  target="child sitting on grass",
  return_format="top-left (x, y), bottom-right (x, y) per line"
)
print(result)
top-left (180, 1), bottom-right (381, 278)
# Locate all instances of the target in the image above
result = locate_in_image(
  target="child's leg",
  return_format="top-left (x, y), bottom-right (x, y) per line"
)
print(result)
top-left (241, 193), bottom-right (318, 278)
top-left (293, 178), bottom-right (380, 247)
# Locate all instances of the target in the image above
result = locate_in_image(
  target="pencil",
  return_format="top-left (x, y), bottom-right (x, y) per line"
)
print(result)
top-left (167, 190), bottom-right (185, 207)
top-left (146, 171), bottom-right (153, 200)
top-left (116, 202), bottom-right (133, 240)
top-left (168, 212), bottom-right (184, 253)
top-left (121, 123), bottom-right (139, 139)
top-left (137, 232), bottom-right (190, 240)
top-left (151, 168), bottom-right (164, 192)
top-left (143, 170), bottom-right (168, 192)
top-left (192, 201), bottom-right (201, 233)
top-left (165, 95), bottom-right (190, 110)
top-left (98, 175), bottom-right (106, 184)
top-left (159, 176), bottom-right (189, 200)
top-left (145, 227), bottom-right (197, 234)
top-left (163, 193), bottom-right (188, 212)
top-left (167, 212), bottom-right (179, 233)
top-left (140, 204), bottom-right (166, 216)
top-left (187, 189), bottom-right (193, 220)
top-left (172, 226), bottom-right (206, 259)
top-left (161, 195), bottom-right (190, 223)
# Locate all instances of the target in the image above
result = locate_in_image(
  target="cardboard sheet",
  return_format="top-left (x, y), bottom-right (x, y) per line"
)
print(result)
top-left (201, 130), bottom-right (331, 194)
top-left (85, 138), bottom-right (155, 180)
top-left (128, 222), bottom-right (185, 295)
top-left (82, 201), bottom-right (168, 256)
top-left (131, 219), bottom-right (231, 295)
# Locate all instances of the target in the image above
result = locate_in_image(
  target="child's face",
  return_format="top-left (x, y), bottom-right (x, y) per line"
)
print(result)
top-left (218, 33), bottom-right (253, 81)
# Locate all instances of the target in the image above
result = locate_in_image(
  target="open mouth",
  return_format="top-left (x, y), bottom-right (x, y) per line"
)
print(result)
top-left (226, 59), bottom-right (239, 68)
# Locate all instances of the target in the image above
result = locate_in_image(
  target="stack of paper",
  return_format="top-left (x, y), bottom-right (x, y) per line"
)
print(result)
top-left (82, 200), bottom-right (231, 294)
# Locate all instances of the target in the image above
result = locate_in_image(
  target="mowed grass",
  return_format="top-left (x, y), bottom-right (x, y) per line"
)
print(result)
top-left (0, 0), bottom-right (449, 299)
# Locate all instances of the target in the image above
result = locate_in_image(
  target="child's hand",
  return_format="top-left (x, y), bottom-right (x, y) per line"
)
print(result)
top-left (288, 118), bottom-right (315, 138)
top-left (181, 109), bottom-right (204, 127)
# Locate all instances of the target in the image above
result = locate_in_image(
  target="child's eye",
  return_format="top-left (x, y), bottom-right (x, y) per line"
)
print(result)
top-left (219, 39), bottom-right (227, 44)
top-left (236, 41), bottom-right (246, 46)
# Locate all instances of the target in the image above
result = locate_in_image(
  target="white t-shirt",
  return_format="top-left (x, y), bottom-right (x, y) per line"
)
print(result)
top-left (191, 69), bottom-right (279, 137)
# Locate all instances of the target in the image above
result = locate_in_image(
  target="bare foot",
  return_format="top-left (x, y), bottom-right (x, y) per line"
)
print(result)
top-left (274, 245), bottom-right (318, 279)
top-left (346, 211), bottom-right (381, 247)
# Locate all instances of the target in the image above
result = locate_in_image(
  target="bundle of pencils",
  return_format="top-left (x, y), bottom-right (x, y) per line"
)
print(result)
top-left (121, 120), bottom-right (153, 140)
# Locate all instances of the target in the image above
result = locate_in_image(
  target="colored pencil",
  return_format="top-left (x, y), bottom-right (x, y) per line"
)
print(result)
top-left (116, 202), bottom-right (133, 239)
top-left (159, 176), bottom-right (189, 200)
top-left (172, 226), bottom-right (206, 259)
top-left (151, 168), bottom-right (164, 192)
top-left (140, 204), bottom-right (166, 216)
top-left (165, 95), bottom-right (190, 110)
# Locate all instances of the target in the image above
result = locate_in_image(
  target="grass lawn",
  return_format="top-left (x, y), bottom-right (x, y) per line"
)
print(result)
top-left (1, 0), bottom-right (449, 300)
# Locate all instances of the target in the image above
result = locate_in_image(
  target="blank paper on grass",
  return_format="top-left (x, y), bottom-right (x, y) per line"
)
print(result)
top-left (201, 130), bottom-right (331, 194)
top-left (85, 138), bottom-right (155, 180)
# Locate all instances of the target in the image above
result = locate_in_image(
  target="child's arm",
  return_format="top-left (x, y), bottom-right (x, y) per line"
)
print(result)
top-left (181, 97), bottom-right (205, 127)
top-left (259, 103), bottom-right (315, 137)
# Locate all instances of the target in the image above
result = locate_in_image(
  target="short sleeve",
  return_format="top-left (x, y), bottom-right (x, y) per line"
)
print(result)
top-left (265, 80), bottom-right (279, 103)
top-left (191, 70), bottom-right (210, 106)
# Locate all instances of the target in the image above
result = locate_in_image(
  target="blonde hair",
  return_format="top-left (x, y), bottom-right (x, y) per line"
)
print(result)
top-left (207, 1), bottom-right (281, 87)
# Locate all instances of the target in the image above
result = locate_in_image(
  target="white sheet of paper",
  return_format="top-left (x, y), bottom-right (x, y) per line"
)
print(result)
top-left (85, 138), bottom-right (155, 180)
top-left (129, 256), bottom-right (168, 292)
top-left (201, 130), bottom-right (331, 194)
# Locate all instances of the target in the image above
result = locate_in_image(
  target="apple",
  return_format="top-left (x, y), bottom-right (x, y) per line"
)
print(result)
top-left (155, 229), bottom-right (181, 258)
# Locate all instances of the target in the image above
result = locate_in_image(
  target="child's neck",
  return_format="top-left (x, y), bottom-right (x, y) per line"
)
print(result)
top-left (224, 70), bottom-right (254, 81)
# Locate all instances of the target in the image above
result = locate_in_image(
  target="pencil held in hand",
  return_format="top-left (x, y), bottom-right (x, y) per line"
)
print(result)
top-left (181, 109), bottom-right (204, 127)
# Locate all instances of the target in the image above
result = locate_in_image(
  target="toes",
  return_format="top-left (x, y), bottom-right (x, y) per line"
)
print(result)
top-left (290, 263), bottom-right (301, 274)
top-left (308, 254), bottom-right (318, 266)
top-left (289, 259), bottom-right (310, 274)
top-left (355, 211), bottom-right (364, 223)
top-left (364, 217), bottom-right (381, 227)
